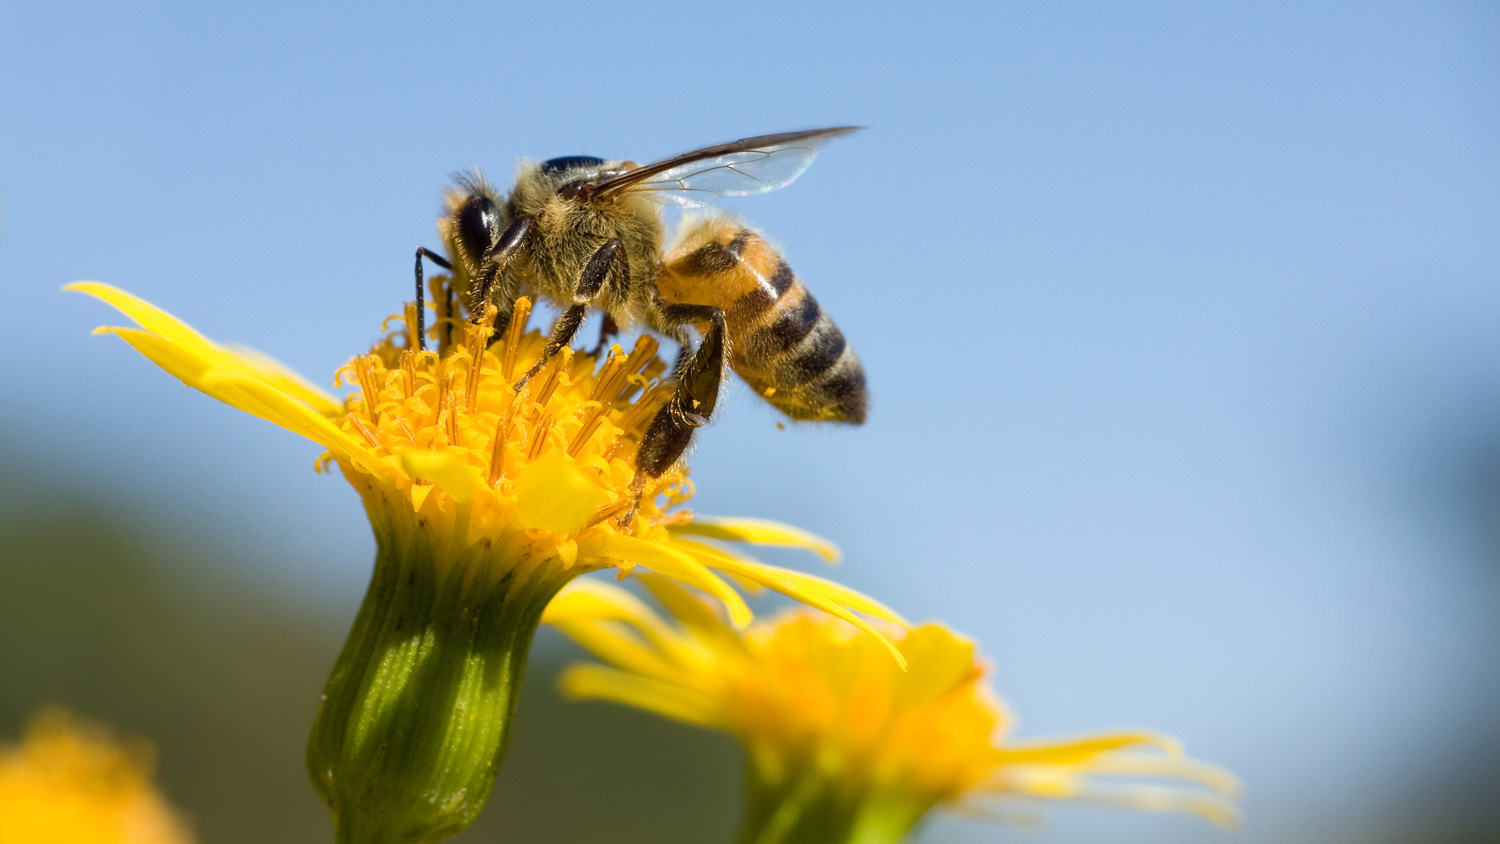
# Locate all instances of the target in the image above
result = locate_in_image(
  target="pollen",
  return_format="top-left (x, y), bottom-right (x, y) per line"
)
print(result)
top-left (333, 297), bottom-right (686, 544)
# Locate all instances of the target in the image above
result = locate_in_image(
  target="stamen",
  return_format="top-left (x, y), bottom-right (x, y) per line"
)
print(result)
top-left (430, 369), bottom-right (457, 447)
top-left (399, 350), bottom-right (417, 400)
top-left (354, 356), bottom-right (383, 425)
top-left (617, 335), bottom-right (661, 404)
top-left (530, 348), bottom-right (572, 410)
top-left (567, 410), bottom-right (607, 457)
top-left (464, 309), bottom-right (495, 412)
top-left (403, 301), bottom-right (419, 351)
top-left (615, 381), bottom-right (671, 442)
top-left (567, 347), bottom-right (637, 459)
top-left (665, 478), bottom-right (696, 507)
top-left (346, 413), bottom-right (380, 448)
top-left (527, 412), bottom-right (555, 460)
top-left (656, 509), bottom-right (695, 526)
top-left (487, 397), bottom-right (519, 485)
top-left (587, 346), bottom-right (628, 403)
top-left (397, 419), bottom-right (420, 447)
top-left (501, 297), bottom-right (533, 381)
top-left (443, 372), bottom-right (461, 446)
top-left (585, 498), bottom-right (633, 528)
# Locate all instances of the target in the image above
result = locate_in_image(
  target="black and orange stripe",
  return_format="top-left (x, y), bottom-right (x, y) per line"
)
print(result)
top-left (659, 224), bottom-right (866, 424)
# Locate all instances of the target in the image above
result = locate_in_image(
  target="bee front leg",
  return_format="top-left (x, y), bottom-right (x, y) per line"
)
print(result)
top-left (626, 304), bottom-right (726, 523)
top-left (514, 238), bottom-right (625, 390)
top-left (470, 216), bottom-right (534, 326)
top-left (413, 247), bottom-right (452, 353)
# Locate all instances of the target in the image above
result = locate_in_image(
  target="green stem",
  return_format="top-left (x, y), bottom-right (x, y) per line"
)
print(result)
top-left (307, 515), bottom-right (573, 844)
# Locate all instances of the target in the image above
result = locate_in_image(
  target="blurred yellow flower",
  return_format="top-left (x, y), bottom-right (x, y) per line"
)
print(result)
top-left (547, 578), bottom-right (1241, 844)
top-left (0, 709), bottom-right (191, 844)
top-left (69, 282), bottom-right (902, 844)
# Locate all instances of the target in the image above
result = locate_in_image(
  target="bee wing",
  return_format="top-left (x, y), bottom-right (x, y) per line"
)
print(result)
top-left (593, 127), bottom-right (860, 209)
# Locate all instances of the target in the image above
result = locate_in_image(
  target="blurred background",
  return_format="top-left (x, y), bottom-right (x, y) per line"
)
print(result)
top-left (1, 1), bottom-right (1496, 842)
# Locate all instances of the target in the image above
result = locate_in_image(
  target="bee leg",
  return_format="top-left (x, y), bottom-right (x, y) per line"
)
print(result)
top-left (470, 216), bottom-right (534, 324)
top-left (624, 304), bottom-right (726, 525)
top-left (514, 238), bottom-right (625, 390)
top-left (413, 247), bottom-right (452, 353)
top-left (657, 304), bottom-right (725, 423)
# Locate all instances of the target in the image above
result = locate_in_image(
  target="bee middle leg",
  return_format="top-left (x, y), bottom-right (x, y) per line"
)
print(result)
top-left (626, 304), bottom-right (726, 522)
top-left (514, 238), bottom-right (625, 390)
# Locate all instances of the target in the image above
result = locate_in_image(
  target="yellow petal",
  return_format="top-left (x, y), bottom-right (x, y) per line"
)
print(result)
top-left (897, 624), bottom-right (981, 703)
top-left (400, 449), bottom-right (490, 504)
top-left (578, 533), bottom-right (751, 628)
top-left (69, 281), bottom-right (226, 362)
top-left (548, 620), bottom-right (682, 683)
top-left (558, 665), bottom-right (722, 729)
top-left (73, 282), bottom-right (363, 466)
top-left (994, 731), bottom-right (1178, 766)
top-left (639, 573), bottom-right (737, 637)
top-left (1062, 752), bottom-right (1243, 796)
top-left (682, 544), bottom-right (905, 668)
top-left (513, 451), bottom-right (606, 534)
top-left (543, 579), bottom-right (654, 625)
top-left (98, 327), bottom-right (362, 461)
top-left (225, 343), bottom-right (341, 416)
top-left (675, 538), bottom-right (907, 625)
top-left (993, 773), bottom-right (1242, 829)
top-left (670, 516), bottom-right (840, 562)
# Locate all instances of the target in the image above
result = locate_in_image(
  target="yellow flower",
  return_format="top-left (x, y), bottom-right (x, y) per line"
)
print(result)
top-left (0, 709), bottom-right (192, 844)
top-left (546, 578), bottom-right (1241, 844)
top-left (68, 282), bottom-right (903, 844)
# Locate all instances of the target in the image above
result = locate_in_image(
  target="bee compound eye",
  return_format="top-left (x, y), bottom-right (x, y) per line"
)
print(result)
top-left (456, 195), bottom-right (501, 266)
top-left (541, 155), bottom-right (606, 177)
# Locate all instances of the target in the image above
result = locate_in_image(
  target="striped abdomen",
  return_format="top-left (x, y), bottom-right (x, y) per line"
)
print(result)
top-left (658, 222), bottom-right (866, 424)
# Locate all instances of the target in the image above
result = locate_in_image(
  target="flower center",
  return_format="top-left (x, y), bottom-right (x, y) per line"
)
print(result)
top-left (330, 297), bottom-right (694, 541)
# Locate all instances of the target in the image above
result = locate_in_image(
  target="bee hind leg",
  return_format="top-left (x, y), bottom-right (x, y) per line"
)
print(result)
top-left (514, 238), bottom-right (625, 390)
top-left (624, 304), bottom-right (726, 525)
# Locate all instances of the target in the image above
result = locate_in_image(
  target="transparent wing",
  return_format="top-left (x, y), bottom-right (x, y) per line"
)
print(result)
top-left (594, 127), bottom-right (859, 209)
top-left (628, 139), bottom-right (837, 208)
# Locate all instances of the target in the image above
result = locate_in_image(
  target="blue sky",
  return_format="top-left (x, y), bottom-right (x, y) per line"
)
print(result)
top-left (3, 2), bottom-right (1498, 841)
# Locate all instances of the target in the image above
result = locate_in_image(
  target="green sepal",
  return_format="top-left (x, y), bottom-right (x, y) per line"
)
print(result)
top-left (307, 518), bottom-right (572, 844)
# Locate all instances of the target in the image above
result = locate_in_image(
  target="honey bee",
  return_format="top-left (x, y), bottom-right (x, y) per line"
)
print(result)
top-left (414, 127), bottom-right (866, 495)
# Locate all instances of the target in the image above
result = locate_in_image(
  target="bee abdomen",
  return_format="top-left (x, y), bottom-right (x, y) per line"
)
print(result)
top-left (662, 223), bottom-right (867, 424)
top-left (726, 250), bottom-right (865, 425)
top-left (742, 285), bottom-right (866, 424)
